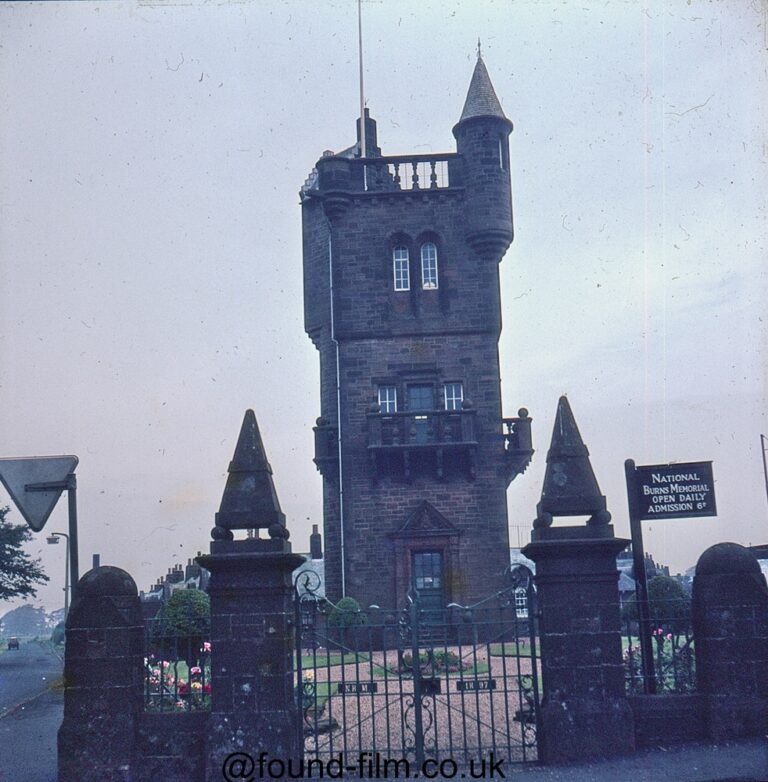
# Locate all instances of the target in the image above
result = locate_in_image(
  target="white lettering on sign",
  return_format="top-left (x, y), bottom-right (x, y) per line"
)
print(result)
top-left (635, 461), bottom-right (716, 520)
top-left (646, 502), bottom-right (695, 514)
top-left (651, 472), bottom-right (701, 484)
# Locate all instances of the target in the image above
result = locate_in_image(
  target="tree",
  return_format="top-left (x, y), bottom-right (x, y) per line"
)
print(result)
top-left (622, 574), bottom-right (691, 633)
top-left (51, 620), bottom-right (66, 645)
top-left (647, 575), bottom-right (691, 633)
top-left (150, 588), bottom-right (210, 666)
top-left (0, 506), bottom-right (49, 601)
top-left (0, 604), bottom-right (47, 636)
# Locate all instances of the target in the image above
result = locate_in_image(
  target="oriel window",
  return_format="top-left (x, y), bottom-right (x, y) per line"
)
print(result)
top-left (393, 246), bottom-right (410, 291)
top-left (420, 243), bottom-right (438, 289)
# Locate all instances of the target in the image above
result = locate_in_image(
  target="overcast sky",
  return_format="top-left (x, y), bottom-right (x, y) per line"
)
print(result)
top-left (1, 0), bottom-right (766, 613)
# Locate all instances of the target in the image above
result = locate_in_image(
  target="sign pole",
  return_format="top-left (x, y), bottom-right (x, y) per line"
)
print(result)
top-left (24, 474), bottom-right (80, 600)
top-left (760, 434), bottom-right (768, 513)
top-left (624, 459), bottom-right (656, 694)
top-left (66, 474), bottom-right (79, 599)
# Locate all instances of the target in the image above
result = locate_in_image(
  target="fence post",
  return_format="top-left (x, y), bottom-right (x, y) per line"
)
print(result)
top-left (198, 410), bottom-right (304, 780)
top-left (58, 566), bottom-right (144, 782)
top-left (692, 542), bottom-right (768, 740)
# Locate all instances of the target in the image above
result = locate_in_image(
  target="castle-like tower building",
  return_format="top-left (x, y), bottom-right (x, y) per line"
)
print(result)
top-left (301, 56), bottom-right (532, 609)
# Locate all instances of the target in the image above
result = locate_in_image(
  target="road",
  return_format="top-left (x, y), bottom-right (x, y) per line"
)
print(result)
top-left (0, 639), bottom-right (63, 781)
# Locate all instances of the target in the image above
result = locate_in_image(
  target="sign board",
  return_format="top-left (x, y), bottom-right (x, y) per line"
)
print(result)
top-left (0, 456), bottom-right (78, 531)
top-left (631, 461), bottom-right (716, 520)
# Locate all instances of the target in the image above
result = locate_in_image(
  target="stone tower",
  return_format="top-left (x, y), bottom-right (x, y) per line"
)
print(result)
top-left (301, 55), bottom-right (533, 609)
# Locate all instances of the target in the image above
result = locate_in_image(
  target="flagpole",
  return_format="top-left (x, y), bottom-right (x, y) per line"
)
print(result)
top-left (357, 0), bottom-right (366, 161)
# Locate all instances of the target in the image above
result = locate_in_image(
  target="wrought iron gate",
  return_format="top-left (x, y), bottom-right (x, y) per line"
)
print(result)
top-left (294, 569), bottom-right (539, 771)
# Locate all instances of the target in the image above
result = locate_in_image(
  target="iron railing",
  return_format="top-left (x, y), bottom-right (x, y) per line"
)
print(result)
top-left (143, 619), bottom-right (212, 712)
top-left (621, 597), bottom-right (695, 694)
top-left (294, 568), bottom-right (539, 770)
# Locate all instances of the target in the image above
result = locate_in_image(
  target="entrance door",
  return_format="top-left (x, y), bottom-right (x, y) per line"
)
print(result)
top-left (407, 384), bottom-right (434, 444)
top-left (412, 550), bottom-right (444, 614)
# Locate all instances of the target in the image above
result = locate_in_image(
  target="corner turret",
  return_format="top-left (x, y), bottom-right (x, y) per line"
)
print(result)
top-left (453, 55), bottom-right (514, 260)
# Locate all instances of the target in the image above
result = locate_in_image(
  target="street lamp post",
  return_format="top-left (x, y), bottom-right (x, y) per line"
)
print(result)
top-left (761, 434), bottom-right (768, 513)
top-left (46, 532), bottom-right (70, 618)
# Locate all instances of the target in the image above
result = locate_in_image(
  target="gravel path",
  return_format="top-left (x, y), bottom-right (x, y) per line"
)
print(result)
top-left (301, 646), bottom-right (538, 766)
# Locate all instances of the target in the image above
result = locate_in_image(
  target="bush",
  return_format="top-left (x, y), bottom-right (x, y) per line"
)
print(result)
top-left (622, 575), bottom-right (691, 633)
top-left (648, 575), bottom-right (690, 632)
top-left (150, 589), bottom-right (210, 666)
top-left (327, 597), bottom-right (368, 652)
top-left (327, 597), bottom-right (368, 628)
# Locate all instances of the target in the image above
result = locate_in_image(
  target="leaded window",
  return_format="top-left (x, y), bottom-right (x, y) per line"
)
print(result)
top-left (393, 246), bottom-right (410, 291)
top-left (378, 385), bottom-right (397, 414)
top-left (421, 243), bottom-right (438, 289)
top-left (443, 382), bottom-right (463, 411)
top-left (515, 587), bottom-right (528, 619)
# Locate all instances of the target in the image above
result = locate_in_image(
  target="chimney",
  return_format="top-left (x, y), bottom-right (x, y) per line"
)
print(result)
top-left (310, 524), bottom-right (323, 560)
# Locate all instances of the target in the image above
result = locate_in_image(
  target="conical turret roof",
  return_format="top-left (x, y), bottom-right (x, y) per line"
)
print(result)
top-left (458, 55), bottom-right (508, 124)
top-left (214, 409), bottom-right (285, 530)
top-left (537, 396), bottom-right (607, 517)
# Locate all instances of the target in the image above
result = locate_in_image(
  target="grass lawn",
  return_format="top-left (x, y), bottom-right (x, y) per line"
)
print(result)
top-left (488, 640), bottom-right (533, 657)
top-left (298, 651), bottom-right (371, 668)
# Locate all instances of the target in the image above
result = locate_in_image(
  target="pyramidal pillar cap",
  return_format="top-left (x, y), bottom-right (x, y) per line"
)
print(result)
top-left (534, 396), bottom-right (611, 532)
top-left (211, 409), bottom-right (288, 542)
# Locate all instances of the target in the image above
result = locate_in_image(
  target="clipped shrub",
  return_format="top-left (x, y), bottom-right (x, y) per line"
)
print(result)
top-left (328, 597), bottom-right (368, 628)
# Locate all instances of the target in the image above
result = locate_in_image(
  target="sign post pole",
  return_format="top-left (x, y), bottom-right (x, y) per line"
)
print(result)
top-left (0, 455), bottom-right (81, 600)
top-left (24, 474), bottom-right (80, 599)
top-left (624, 457), bottom-right (716, 696)
top-left (67, 474), bottom-right (79, 598)
top-left (624, 459), bottom-right (656, 694)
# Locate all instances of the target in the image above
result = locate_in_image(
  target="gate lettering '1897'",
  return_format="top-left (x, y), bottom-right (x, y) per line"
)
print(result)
top-left (633, 461), bottom-right (716, 520)
top-left (457, 679), bottom-right (497, 692)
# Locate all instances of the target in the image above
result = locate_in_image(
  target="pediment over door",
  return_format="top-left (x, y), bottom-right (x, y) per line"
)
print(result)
top-left (392, 500), bottom-right (460, 539)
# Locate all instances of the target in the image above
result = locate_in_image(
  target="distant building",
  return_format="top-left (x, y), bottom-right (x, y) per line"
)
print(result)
top-left (748, 544), bottom-right (768, 582)
top-left (293, 524), bottom-right (326, 600)
top-left (139, 555), bottom-right (210, 620)
top-left (140, 528), bottom-right (326, 617)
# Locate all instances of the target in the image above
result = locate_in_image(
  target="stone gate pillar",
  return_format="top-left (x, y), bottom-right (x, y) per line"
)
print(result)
top-left (58, 567), bottom-right (144, 782)
top-left (198, 410), bottom-right (304, 780)
top-left (693, 542), bottom-right (768, 740)
top-left (522, 397), bottom-right (634, 763)
top-left (524, 532), bottom-right (634, 763)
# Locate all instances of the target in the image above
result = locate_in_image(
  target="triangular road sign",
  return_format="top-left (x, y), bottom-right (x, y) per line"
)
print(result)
top-left (0, 455), bottom-right (78, 532)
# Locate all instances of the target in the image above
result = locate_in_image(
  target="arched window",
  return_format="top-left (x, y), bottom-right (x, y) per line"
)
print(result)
top-left (393, 246), bottom-right (410, 291)
top-left (421, 242), bottom-right (438, 289)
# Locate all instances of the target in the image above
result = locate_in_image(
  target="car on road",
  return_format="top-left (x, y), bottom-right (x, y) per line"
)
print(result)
top-left (7, 637), bottom-right (20, 650)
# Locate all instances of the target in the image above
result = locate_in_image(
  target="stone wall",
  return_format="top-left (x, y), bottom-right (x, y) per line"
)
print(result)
top-left (59, 542), bottom-right (768, 775)
top-left (627, 542), bottom-right (768, 748)
top-left (693, 542), bottom-right (768, 740)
